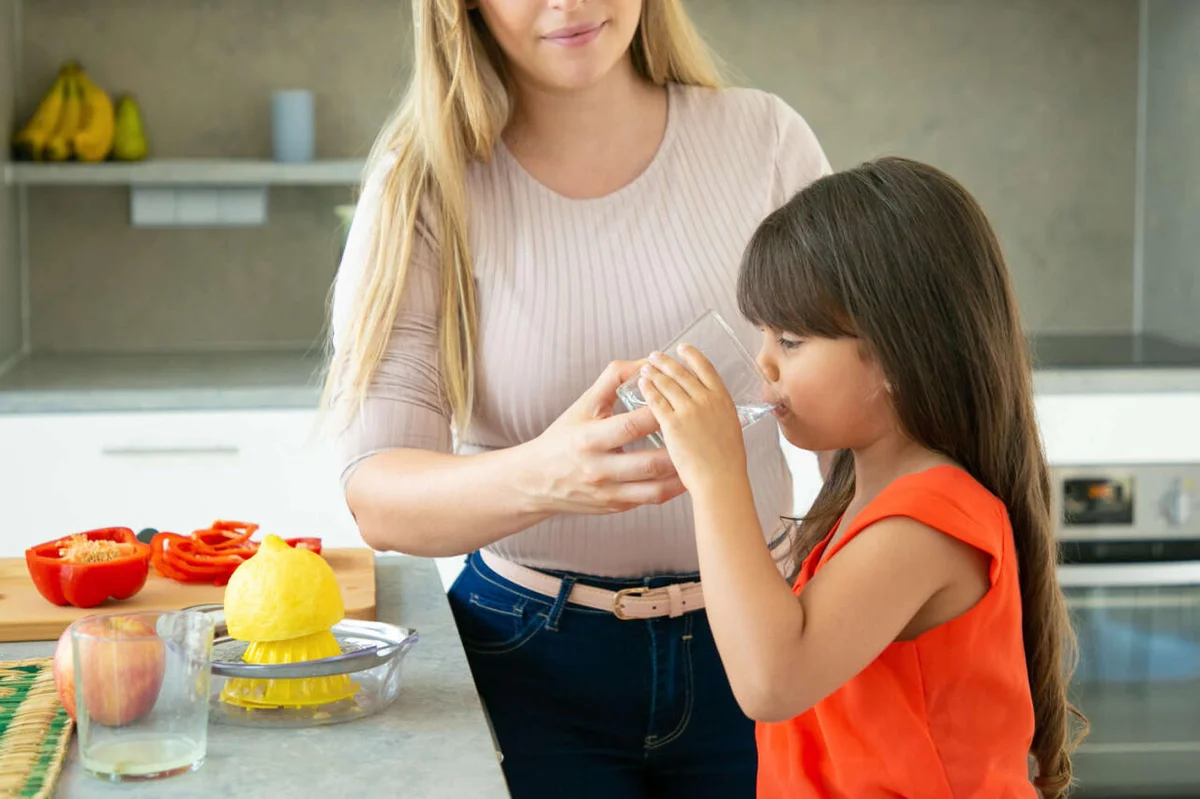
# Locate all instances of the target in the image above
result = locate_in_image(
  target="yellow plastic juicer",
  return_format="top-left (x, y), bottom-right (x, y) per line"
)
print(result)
top-left (220, 535), bottom-right (359, 708)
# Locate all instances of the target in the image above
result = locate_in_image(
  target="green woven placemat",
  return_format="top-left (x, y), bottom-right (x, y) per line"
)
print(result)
top-left (0, 658), bottom-right (73, 799)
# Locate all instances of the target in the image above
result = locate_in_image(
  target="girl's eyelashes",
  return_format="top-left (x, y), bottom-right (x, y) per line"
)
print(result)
top-left (777, 335), bottom-right (803, 351)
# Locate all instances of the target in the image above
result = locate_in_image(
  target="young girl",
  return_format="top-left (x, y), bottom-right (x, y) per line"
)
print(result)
top-left (637, 157), bottom-right (1085, 798)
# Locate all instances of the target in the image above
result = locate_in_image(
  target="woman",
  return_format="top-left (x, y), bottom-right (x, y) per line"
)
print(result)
top-left (324, 1), bottom-right (830, 796)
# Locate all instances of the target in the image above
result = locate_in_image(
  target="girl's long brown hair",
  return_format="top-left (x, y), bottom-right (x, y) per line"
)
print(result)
top-left (737, 157), bottom-right (1086, 797)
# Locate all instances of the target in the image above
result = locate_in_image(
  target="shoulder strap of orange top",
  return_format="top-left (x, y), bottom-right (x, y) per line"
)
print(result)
top-left (817, 465), bottom-right (1008, 584)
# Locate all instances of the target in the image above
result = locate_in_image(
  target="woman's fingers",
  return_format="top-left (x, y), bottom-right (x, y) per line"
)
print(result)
top-left (594, 449), bottom-right (678, 483)
top-left (570, 358), bottom-right (651, 421)
top-left (586, 405), bottom-right (661, 451)
top-left (601, 475), bottom-right (687, 509)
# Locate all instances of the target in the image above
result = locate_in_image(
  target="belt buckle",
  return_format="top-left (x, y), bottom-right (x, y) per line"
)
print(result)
top-left (612, 586), bottom-right (651, 620)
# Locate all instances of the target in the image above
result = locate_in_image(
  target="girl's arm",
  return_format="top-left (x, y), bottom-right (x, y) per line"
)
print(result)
top-left (689, 481), bottom-right (977, 721)
top-left (638, 347), bottom-right (982, 722)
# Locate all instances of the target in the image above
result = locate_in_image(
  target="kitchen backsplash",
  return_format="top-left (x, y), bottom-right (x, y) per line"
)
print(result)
top-left (18, 0), bottom-right (400, 353)
top-left (694, 0), bottom-right (1138, 338)
top-left (1143, 0), bottom-right (1200, 347)
top-left (0, 0), bottom-right (19, 365)
top-left (13, 0), bottom-right (1142, 353)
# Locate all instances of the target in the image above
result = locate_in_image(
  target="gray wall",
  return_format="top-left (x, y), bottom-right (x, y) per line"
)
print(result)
top-left (1143, 0), bottom-right (1200, 346)
top-left (0, 0), bottom-right (20, 366)
top-left (19, 0), bottom-right (396, 353)
top-left (16, 0), bottom-right (1140, 353)
top-left (695, 0), bottom-right (1139, 336)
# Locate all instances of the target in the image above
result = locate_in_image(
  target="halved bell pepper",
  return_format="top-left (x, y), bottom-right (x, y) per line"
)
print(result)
top-left (26, 527), bottom-right (153, 608)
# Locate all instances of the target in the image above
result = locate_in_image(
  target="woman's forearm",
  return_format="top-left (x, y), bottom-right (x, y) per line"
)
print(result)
top-left (345, 443), bottom-right (554, 556)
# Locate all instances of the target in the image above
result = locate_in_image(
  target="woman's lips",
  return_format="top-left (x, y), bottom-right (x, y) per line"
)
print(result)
top-left (543, 21), bottom-right (606, 47)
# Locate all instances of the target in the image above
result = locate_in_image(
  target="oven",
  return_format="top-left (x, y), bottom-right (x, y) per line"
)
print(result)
top-left (1054, 463), bottom-right (1200, 798)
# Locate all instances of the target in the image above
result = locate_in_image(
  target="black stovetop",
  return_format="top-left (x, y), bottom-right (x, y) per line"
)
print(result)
top-left (1029, 334), bottom-right (1200, 370)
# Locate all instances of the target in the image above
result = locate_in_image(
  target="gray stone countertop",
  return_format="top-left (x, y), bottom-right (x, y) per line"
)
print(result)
top-left (0, 351), bottom-right (324, 414)
top-left (3, 344), bottom-right (1200, 416)
top-left (1032, 368), bottom-right (1200, 394)
top-left (0, 555), bottom-right (511, 799)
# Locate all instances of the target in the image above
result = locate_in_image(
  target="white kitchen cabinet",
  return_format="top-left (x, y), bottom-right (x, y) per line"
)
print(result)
top-left (0, 408), bottom-right (825, 591)
top-left (0, 408), bottom-right (362, 557)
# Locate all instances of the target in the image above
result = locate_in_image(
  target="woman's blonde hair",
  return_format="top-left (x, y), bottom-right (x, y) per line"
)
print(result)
top-left (322, 0), bottom-right (723, 430)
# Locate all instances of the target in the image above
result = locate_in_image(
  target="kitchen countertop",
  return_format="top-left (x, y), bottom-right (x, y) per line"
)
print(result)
top-left (0, 350), bottom-right (324, 413)
top-left (1030, 333), bottom-right (1200, 393)
top-left (3, 334), bottom-right (1200, 415)
top-left (1031, 333), bottom-right (1200, 368)
top-left (0, 555), bottom-right (511, 799)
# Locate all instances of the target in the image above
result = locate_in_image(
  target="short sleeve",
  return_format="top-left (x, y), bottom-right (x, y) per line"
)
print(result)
top-left (330, 152), bottom-right (454, 487)
top-left (847, 468), bottom-right (1009, 586)
top-left (770, 96), bottom-right (833, 208)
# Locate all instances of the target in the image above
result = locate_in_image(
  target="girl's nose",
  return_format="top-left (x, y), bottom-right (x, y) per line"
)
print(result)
top-left (756, 348), bottom-right (779, 383)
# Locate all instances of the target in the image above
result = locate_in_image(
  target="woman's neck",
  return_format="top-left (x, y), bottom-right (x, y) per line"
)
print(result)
top-left (502, 57), bottom-right (669, 198)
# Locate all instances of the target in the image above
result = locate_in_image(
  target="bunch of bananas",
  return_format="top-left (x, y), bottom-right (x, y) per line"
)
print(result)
top-left (11, 60), bottom-right (148, 163)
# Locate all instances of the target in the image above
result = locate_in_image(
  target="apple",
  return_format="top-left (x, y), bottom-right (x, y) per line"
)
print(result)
top-left (52, 627), bottom-right (76, 720)
top-left (52, 616), bottom-right (166, 726)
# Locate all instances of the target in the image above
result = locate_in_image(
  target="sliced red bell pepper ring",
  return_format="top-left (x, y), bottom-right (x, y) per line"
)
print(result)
top-left (193, 520), bottom-right (259, 551)
top-left (150, 542), bottom-right (195, 583)
top-left (284, 537), bottom-right (322, 554)
top-left (26, 527), bottom-right (152, 608)
top-left (149, 533), bottom-right (209, 582)
top-left (151, 532), bottom-right (245, 586)
top-left (148, 525), bottom-right (325, 586)
top-left (169, 539), bottom-right (250, 571)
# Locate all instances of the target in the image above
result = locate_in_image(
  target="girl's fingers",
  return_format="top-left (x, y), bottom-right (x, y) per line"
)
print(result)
top-left (648, 351), bottom-right (707, 398)
top-left (639, 371), bottom-right (686, 414)
top-left (676, 344), bottom-right (724, 391)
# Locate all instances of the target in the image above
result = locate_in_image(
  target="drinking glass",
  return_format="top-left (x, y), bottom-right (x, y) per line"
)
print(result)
top-left (616, 310), bottom-right (781, 447)
top-left (72, 610), bottom-right (214, 782)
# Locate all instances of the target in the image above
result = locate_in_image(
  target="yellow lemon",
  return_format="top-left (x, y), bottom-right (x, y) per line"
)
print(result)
top-left (223, 534), bottom-right (344, 642)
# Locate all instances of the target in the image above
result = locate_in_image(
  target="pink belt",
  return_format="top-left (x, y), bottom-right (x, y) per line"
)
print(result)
top-left (479, 549), bottom-right (705, 620)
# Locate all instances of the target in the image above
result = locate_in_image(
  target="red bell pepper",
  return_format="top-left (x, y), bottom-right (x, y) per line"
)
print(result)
top-left (284, 537), bottom-right (322, 554)
top-left (150, 532), bottom-right (241, 586)
top-left (26, 527), bottom-right (152, 608)
top-left (193, 520), bottom-right (259, 551)
top-left (149, 522), bottom-right (325, 586)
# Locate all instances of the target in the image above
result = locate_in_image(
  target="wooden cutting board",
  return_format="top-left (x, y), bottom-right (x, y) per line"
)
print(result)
top-left (0, 547), bottom-right (376, 643)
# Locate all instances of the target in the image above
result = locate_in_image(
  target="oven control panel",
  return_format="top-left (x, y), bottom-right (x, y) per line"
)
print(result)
top-left (1052, 464), bottom-right (1200, 541)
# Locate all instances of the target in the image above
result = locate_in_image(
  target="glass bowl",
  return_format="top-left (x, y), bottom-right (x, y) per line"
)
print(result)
top-left (184, 604), bottom-right (418, 728)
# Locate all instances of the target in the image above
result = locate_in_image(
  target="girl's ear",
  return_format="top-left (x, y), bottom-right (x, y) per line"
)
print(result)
top-left (864, 353), bottom-right (893, 402)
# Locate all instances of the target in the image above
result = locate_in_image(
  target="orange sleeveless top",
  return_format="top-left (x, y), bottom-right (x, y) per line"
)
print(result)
top-left (756, 466), bottom-right (1037, 798)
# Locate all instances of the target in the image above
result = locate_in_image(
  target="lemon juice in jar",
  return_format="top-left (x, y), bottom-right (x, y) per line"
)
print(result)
top-left (82, 733), bottom-right (206, 780)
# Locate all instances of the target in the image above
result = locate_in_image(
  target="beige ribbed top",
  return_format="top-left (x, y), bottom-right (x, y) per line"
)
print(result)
top-left (331, 83), bottom-right (830, 577)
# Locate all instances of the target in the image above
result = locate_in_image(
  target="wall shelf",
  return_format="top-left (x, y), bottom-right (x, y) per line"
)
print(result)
top-left (2, 158), bottom-right (367, 187)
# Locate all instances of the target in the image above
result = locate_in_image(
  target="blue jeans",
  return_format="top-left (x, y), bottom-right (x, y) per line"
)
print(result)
top-left (448, 551), bottom-right (756, 799)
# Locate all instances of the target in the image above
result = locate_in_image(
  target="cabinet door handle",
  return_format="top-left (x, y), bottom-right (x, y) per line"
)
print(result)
top-left (100, 445), bottom-right (241, 457)
top-left (1058, 561), bottom-right (1200, 592)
